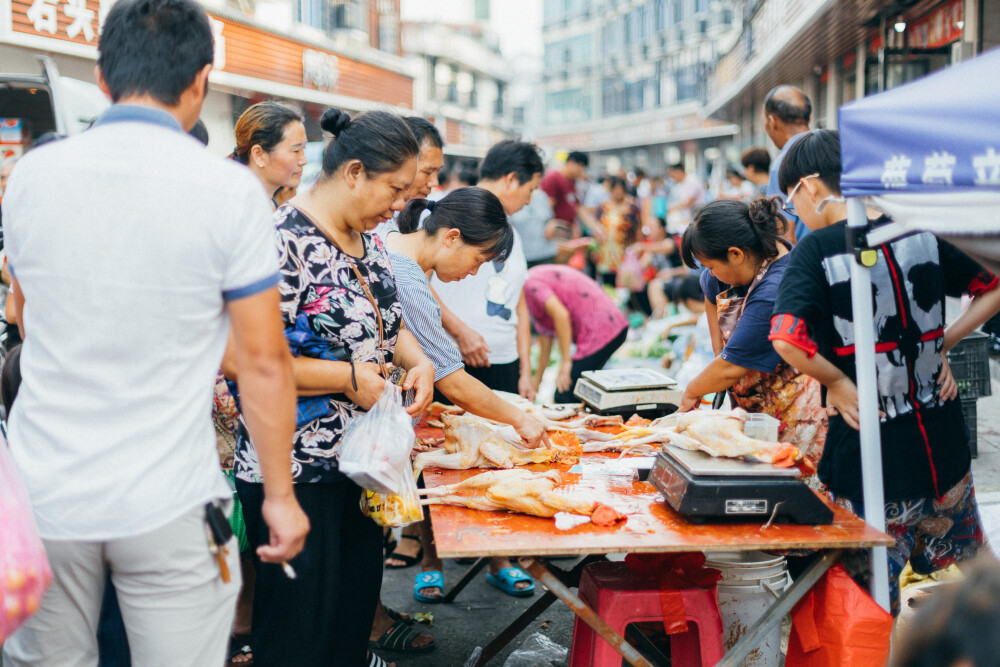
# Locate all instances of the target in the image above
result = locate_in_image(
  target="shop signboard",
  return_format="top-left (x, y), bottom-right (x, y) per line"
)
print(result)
top-left (907, 0), bottom-right (963, 50)
top-left (4, 0), bottom-right (412, 108)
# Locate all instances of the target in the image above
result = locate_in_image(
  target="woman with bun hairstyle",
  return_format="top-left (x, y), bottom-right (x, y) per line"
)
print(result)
top-left (231, 107), bottom-right (435, 667)
top-left (381, 188), bottom-right (550, 603)
top-left (231, 100), bottom-right (308, 208)
top-left (678, 195), bottom-right (826, 462)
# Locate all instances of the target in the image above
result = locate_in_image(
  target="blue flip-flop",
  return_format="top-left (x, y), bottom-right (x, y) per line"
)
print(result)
top-left (486, 567), bottom-right (535, 598)
top-left (413, 570), bottom-right (444, 603)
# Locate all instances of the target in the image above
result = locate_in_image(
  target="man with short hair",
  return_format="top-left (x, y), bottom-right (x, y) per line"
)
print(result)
top-left (0, 0), bottom-right (308, 663)
top-left (437, 139), bottom-right (544, 376)
top-left (763, 84), bottom-right (812, 241)
top-left (540, 150), bottom-right (588, 232)
top-left (770, 129), bottom-right (1000, 616)
top-left (404, 116), bottom-right (445, 199)
top-left (740, 146), bottom-right (771, 196)
top-left (665, 162), bottom-right (706, 231)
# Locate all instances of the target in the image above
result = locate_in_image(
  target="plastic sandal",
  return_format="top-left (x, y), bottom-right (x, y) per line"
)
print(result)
top-left (413, 570), bottom-right (445, 603)
top-left (228, 633), bottom-right (253, 665)
top-left (486, 567), bottom-right (535, 598)
top-left (384, 606), bottom-right (414, 625)
top-left (368, 618), bottom-right (435, 654)
top-left (367, 651), bottom-right (389, 667)
top-left (385, 534), bottom-right (423, 569)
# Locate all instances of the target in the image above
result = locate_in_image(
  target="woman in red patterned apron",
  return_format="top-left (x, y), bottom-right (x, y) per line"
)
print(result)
top-left (677, 197), bottom-right (826, 465)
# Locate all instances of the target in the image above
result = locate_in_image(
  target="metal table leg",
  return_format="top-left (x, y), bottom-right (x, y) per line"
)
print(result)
top-left (465, 555), bottom-right (605, 667)
top-left (518, 557), bottom-right (656, 667)
top-left (443, 557), bottom-right (490, 603)
top-left (470, 590), bottom-right (560, 667)
top-left (716, 549), bottom-right (843, 667)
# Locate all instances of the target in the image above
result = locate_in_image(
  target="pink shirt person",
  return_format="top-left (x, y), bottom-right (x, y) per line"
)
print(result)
top-left (524, 265), bottom-right (628, 360)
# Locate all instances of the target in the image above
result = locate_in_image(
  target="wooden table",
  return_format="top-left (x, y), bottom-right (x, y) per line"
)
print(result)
top-left (423, 460), bottom-right (892, 667)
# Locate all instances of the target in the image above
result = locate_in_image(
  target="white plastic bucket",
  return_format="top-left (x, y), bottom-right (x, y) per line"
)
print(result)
top-left (704, 552), bottom-right (791, 667)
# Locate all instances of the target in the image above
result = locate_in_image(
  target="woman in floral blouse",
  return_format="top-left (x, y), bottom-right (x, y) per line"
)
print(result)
top-left (233, 107), bottom-right (434, 667)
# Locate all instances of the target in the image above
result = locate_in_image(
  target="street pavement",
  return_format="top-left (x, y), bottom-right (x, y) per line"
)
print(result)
top-left (970, 369), bottom-right (1000, 551)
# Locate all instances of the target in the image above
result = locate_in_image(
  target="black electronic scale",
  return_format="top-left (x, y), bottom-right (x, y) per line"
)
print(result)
top-left (648, 444), bottom-right (834, 525)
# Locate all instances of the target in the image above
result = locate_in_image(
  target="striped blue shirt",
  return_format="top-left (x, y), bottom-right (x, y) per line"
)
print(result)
top-left (388, 250), bottom-right (464, 381)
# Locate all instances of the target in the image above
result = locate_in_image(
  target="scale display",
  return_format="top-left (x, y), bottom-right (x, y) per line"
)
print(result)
top-left (574, 368), bottom-right (682, 418)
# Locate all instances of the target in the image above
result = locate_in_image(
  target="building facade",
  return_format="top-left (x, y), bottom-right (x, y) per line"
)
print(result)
top-left (401, 19), bottom-right (511, 160)
top-left (0, 0), bottom-right (414, 155)
top-left (397, 0), bottom-right (515, 162)
top-left (534, 0), bottom-right (743, 176)
top-left (705, 0), bottom-right (1000, 162)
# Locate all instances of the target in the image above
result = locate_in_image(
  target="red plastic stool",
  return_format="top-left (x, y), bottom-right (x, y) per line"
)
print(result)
top-left (569, 561), bottom-right (725, 667)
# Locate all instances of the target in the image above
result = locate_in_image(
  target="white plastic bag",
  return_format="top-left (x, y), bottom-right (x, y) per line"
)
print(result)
top-left (0, 436), bottom-right (52, 643)
top-left (338, 383), bottom-right (415, 495)
top-left (503, 632), bottom-right (568, 667)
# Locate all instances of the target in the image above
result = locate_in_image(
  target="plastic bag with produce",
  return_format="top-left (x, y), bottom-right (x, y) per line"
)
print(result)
top-left (0, 435), bottom-right (52, 644)
top-left (339, 382), bottom-right (415, 496)
top-left (359, 466), bottom-right (424, 527)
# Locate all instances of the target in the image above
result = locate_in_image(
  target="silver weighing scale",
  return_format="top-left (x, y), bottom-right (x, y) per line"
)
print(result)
top-left (648, 443), bottom-right (834, 525)
top-left (573, 368), bottom-right (683, 420)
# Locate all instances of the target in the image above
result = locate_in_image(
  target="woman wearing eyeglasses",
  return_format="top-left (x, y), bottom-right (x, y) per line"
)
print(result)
top-left (676, 195), bottom-right (826, 464)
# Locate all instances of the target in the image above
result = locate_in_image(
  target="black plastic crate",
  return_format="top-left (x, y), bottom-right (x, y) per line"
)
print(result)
top-left (962, 397), bottom-right (978, 459)
top-left (948, 332), bottom-right (992, 399)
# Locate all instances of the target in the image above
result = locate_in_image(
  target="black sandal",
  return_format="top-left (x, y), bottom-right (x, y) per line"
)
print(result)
top-left (368, 619), bottom-right (435, 654)
top-left (228, 633), bottom-right (253, 665)
top-left (367, 651), bottom-right (390, 667)
top-left (384, 606), bottom-right (414, 625)
top-left (384, 534), bottom-right (423, 569)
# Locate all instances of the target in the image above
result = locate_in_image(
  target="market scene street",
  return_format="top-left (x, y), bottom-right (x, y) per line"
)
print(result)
top-left (2, 0), bottom-right (1000, 666)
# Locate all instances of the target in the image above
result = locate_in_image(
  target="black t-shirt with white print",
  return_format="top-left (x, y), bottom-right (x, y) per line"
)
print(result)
top-left (772, 218), bottom-right (997, 502)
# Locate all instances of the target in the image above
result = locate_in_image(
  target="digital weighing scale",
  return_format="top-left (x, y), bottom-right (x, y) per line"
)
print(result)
top-left (648, 444), bottom-right (834, 525)
top-left (573, 368), bottom-right (684, 420)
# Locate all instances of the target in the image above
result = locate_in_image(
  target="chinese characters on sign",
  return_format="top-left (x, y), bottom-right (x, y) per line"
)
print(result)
top-left (25, 0), bottom-right (100, 41)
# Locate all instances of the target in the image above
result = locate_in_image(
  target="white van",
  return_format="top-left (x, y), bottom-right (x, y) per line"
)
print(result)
top-left (0, 55), bottom-right (109, 159)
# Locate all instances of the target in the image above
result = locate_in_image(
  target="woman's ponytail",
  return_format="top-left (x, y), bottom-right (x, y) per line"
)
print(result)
top-left (397, 199), bottom-right (434, 234)
top-left (395, 188), bottom-right (513, 262)
top-left (681, 196), bottom-right (787, 268)
top-left (747, 195), bottom-right (788, 237)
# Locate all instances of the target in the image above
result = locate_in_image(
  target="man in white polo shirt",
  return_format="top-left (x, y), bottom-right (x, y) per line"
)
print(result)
top-left (0, 0), bottom-right (308, 664)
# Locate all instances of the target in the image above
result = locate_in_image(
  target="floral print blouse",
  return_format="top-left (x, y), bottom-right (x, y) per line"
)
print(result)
top-left (234, 205), bottom-right (402, 484)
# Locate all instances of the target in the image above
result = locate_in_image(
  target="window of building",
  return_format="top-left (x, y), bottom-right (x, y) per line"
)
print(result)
top-left (675, 64), bottom-right (699, 101)
top-left (545, 88), bottom-right (591, 124)
top-left (376, 0), bottom-right (397, 54)
top-left (544, 34), bottom-right (592, 69)
top-left (474, 0), bottom-right (490, 21)
top-left (299, 0), bottom-right (369, 36)
top-left (543, 0), bottom-right (589, 24)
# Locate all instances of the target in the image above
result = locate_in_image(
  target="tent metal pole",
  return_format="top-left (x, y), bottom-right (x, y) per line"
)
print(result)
top-left (847, 197), bottom-right (891, 613)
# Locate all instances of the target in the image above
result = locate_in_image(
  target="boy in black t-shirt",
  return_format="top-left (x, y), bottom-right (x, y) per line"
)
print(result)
top-left (768, 130), bottom-right (1000, 615)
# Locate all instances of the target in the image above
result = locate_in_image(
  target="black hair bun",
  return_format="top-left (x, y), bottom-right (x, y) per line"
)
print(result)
top-left (747, 195), bottom-right (780, 226)
top-left (320, 108), bottom-right (351, 136)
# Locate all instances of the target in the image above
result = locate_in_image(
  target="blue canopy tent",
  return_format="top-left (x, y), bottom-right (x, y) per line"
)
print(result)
top-left (837, 47), bottom-right (1000, 611)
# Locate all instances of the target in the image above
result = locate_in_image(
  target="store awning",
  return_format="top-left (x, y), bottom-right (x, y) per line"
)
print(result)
top-left (839, 47), bottom-right (1000, 272)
